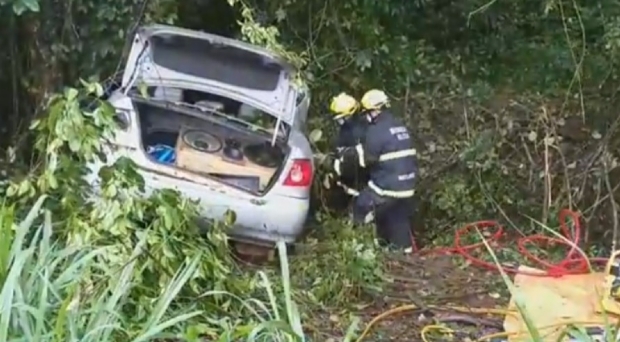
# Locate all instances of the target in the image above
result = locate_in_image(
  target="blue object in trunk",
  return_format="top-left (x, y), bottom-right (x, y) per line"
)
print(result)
top-left (147, 144), bottom-right (176, 164)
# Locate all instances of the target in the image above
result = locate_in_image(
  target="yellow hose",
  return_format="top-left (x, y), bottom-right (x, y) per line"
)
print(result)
top-left (353, 253), bottom-right (620, 341)
top-left (420, 324), bottom-right (454, 342)
top-left (354, 303), bottom-right (615, 342)
top-left (354, 304), bottom-right (516, 342)
top-left (420, 321), bottom-right (611, 341)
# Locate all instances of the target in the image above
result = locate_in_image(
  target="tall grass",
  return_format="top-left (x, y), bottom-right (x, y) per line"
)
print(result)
top-left (0, 196), bottom-right (361, 342)
top-left (202, 241), bottom-right (361, 341)
top-left (1, 196), bottom-right (202, 342)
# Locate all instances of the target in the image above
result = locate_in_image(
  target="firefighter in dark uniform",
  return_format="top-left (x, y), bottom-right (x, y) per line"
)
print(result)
top-left (334, 89), bottom-right (417, 253)
top-left (331, 93), bottom-right (367, 151)
top-left (328, 93), bottom-right (369, 197)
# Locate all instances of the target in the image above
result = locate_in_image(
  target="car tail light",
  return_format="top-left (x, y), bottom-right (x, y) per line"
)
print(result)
top-left (283, 159), bottom-right (313, 187)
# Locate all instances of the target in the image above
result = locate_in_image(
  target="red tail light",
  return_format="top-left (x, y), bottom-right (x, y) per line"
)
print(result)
top-left (283, 159), bottom-right (313, 187)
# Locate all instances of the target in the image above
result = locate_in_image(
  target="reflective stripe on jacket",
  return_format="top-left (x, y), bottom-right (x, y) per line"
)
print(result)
top-left (341, 110), bottom-right (418, 198)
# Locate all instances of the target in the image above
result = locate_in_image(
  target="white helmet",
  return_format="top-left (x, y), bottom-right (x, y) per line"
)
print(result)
top-left (360, 89), bottom-right (389, 110)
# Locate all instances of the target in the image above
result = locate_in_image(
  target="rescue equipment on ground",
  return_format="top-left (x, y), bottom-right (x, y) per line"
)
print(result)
top-left (601, 249), bottom-right (620, 316)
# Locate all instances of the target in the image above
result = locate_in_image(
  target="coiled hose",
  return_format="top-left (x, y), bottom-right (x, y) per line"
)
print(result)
top-left (356, 209), bottom-right (613, 341)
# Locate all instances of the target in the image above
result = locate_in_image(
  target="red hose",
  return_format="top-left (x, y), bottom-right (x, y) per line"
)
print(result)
top-left (412, 209), bottom-right (609, 277)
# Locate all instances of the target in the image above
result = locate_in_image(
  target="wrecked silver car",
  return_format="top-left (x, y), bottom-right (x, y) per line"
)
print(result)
top-left (89, 25), bottom-right (313, 246)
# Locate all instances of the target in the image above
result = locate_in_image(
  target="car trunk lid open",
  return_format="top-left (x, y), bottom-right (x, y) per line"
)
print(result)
top-left (121, 24), bottom-right (298, 125)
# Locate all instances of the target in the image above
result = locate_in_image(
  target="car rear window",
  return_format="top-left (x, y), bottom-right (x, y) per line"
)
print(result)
top-left (149, 35), bottom-right (282, 92)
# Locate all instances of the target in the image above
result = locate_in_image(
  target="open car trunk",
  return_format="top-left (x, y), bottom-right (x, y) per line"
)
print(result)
top-left (131, 89), bottom-right (290, 194)
top-left (122, 25), bottom-right (298, 124)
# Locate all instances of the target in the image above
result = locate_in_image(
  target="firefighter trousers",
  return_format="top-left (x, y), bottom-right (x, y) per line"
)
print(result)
top-left (351, 187), bottom-right (414, 249)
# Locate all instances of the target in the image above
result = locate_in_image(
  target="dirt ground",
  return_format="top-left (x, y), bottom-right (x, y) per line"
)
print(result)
top-left (311, 254), bottom-right (511, 341)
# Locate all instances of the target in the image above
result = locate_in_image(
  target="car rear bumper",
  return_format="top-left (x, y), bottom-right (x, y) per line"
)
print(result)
top-left (87, 165), bottom-right (309, 244)
top-left (227, 196), bottom-right (309, 244)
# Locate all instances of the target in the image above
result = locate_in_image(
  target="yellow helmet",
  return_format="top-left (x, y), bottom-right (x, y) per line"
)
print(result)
top-left (329, 93), bottom-right (359, 119)
top-left (360, 89), bottom-right (389, 110)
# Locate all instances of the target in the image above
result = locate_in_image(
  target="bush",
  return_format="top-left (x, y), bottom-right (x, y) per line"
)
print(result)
top-left (0, 197), bottom-right (364, 341)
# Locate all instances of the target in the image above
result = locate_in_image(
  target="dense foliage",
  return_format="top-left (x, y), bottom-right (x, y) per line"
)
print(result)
top-left (0, 0), bottom-right (619, 339)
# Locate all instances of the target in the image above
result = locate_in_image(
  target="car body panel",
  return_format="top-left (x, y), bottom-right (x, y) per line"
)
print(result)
top-left (86, 145), bottom-right (309, 244)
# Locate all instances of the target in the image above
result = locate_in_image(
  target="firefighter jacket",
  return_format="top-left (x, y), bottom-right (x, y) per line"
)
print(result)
top-left (339, 110), bottom-right (417, 198)
top-left (333, 115), bottom-right (369, 190)
top-left (334, 115), bottom-right (368, 150)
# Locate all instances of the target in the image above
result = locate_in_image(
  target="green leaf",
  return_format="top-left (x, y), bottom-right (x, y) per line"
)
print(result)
top-left (93, 82), bottom-right (104, 97)
top-left (309, 129), bottom-right (323, 143)
top-left (275, 8), bottom-right (286, 22)
top-left (106, 184), bottom-right (117, 198)
top-left (65, 88), bottom-right (79, 102)
top-left (20, 0), bottom-right (39, 12)
top-left (6, 184), bottom-right (16, 197)
top-left (17, 180), bottom-right (30, 196)
top-left (162, 208), bottom-right (173, 229)
top-left (11, 1), bottom-right (26, 15)
top-left (47, 174), bottom-right (58, 190)
top-left (29, 119), bottom-right (40, 130)
top-left (223, 209), bottom-right (237, 226)
top-left (138, 82), bottom-right (149, 98)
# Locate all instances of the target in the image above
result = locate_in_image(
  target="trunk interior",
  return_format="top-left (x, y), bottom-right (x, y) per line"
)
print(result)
top-left (133, 86), bottom-right (289, 194)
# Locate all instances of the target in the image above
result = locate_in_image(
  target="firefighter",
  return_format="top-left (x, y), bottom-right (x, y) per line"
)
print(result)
top-left (330, 93), bottom-right (367, 153)
top-left (334, 89), bottom-right (418, 253)
top-left (328, 93), bottom-right (369, 197)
